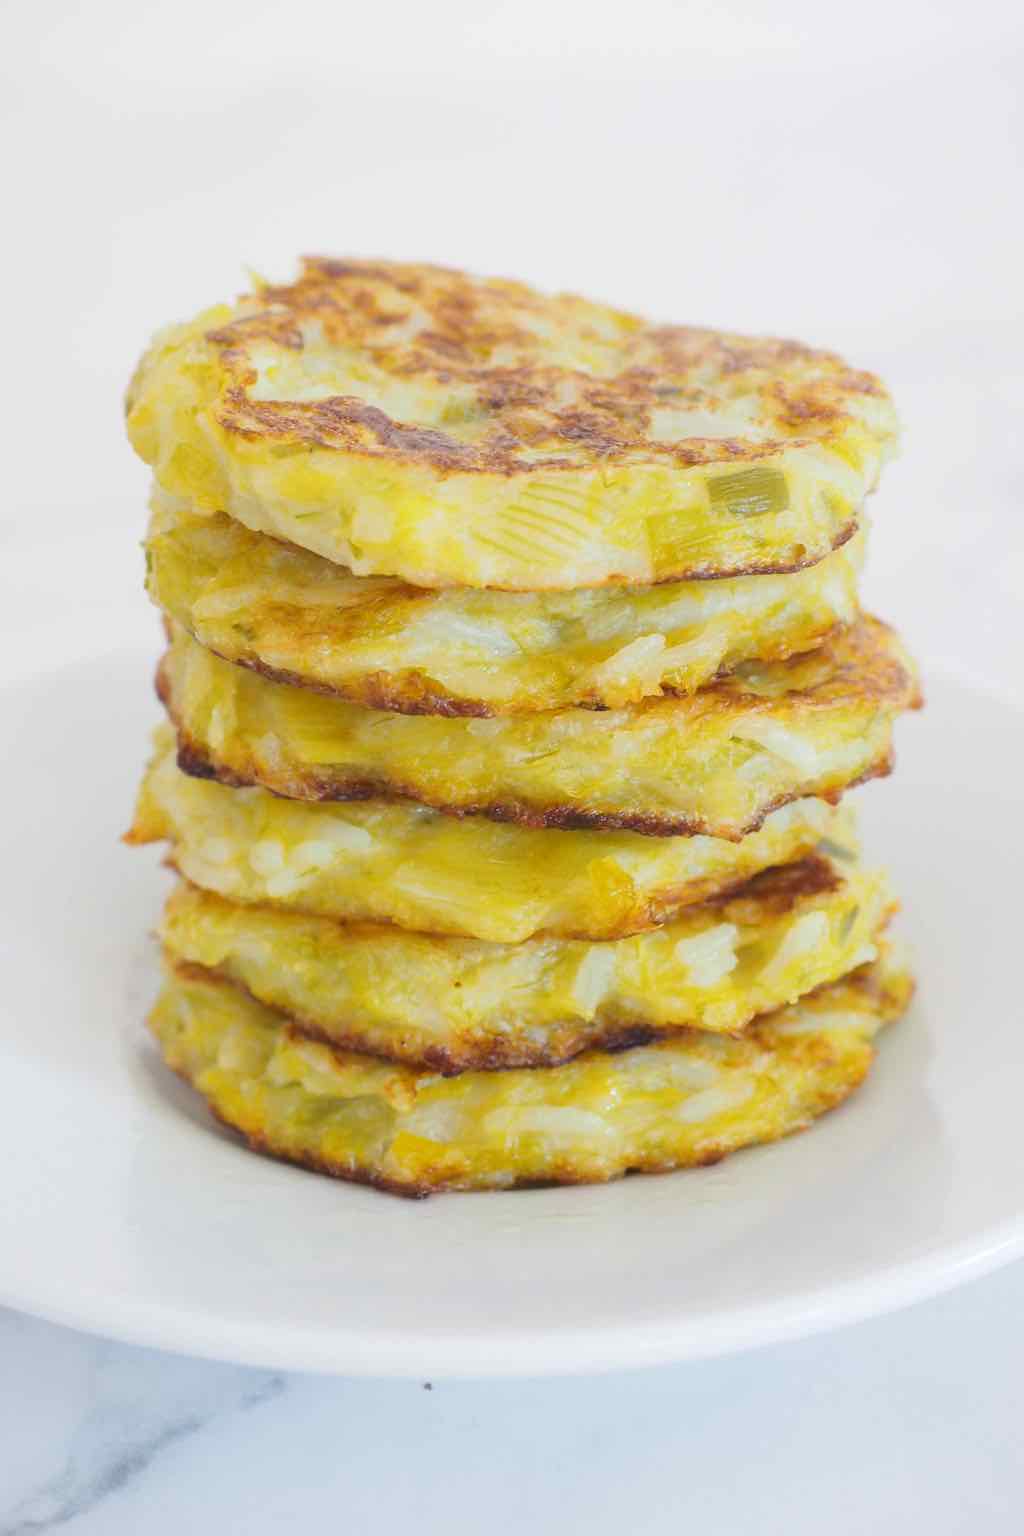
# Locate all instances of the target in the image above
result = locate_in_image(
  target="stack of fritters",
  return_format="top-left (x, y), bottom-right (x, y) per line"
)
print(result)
top-left (126, 259), bottom-right (920, 1196)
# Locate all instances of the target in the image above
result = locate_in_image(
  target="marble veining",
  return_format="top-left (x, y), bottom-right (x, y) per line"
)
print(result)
top-left (3, 1318), bottom-right (284, 1534)
top-left (3, 1264), bottom-right (1024, 1536)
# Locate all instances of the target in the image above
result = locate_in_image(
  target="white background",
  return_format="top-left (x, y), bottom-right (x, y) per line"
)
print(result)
top-left (4, 0), bottom-right (1024, 690)
top-left (2, 1), bottom-right (1023, 1529)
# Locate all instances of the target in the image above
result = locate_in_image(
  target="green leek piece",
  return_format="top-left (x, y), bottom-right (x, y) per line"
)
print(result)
top-left (708, 467), bottom-right (789, 519)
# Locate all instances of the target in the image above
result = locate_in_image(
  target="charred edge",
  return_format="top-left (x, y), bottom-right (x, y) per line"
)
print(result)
top-left (717, 619), bottom-right (915, 712)
top-left (159, 703), bottom-right (724, 834)
top-left (175, 739), bottom-right (238, 785)
top-left (169, 731), bottom-right (715, 834)
top-left (170, 939), bottom-right (903, 1060)
top-left (168, 716), bottom-right (895, 841)
top-left (713, 852), bottom-right (842, 914)
top-left (177, 899), bottom-right (862, 1077)
top-left (157, 635), bottom-right (901, 837)
top-left (182, 960), bottom-right (696, 1075)
top-left (622, 838), bottom-right (833, 935)
top-left (598, 1026), bottom-right (663, 1056)
top-left (281, 1011), bottom-right (687, 1076)
top-left (224, 648), bottom-right (496, 719)
top-left (645, 619), bottom-right (847, 705)
top-left (163, 610), bottom-right (906, 732)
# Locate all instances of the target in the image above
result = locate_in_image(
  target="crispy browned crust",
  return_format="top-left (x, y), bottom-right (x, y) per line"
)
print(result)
top-left (284, 927), bottom-right (902, 1075)
top-left (196, 259), bottom-right (889, 481)
top-left (173, 942), bottom-right (912, 1065)
top-left (168, 718), bottom-right (895, 840)
top-left (156, 611), bottom-right (919, 837)
top-left (220, 651), bottom-right (497, 718)
top-left (160, 607), bottom-right (919, 724)
top-left (155, 954), bottom-right (911, 1196)
top-left (767, 616), bottom-right (923, 714)
top-left (711, 850), bottom-right (840, 913)
top-left (294, 1006), bottom-right (667, 1075)
top-left (180, 962), bottom-right (692, 1075)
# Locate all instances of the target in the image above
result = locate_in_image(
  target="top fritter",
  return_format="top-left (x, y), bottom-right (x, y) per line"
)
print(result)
top-left (126, 259), bottom-right (898, 590)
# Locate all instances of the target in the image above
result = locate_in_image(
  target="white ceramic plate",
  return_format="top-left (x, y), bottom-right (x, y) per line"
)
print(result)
top-left (2, 577), bottom-right (1023, 1378)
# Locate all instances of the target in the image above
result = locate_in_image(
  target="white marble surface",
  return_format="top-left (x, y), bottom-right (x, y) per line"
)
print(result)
top-left (4, 1262), bottom-right (1024, 1534)
top-left (4, 1), bottom-right (1024, 1527)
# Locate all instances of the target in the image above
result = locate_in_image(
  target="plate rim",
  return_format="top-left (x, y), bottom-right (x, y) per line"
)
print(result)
top-left (3, 1214), bottom-right (1023, 1377)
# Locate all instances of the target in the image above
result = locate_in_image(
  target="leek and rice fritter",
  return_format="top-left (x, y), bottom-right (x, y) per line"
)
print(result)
top-left (125, 257), bottom-right (919, 1196)
top-left (158, 615), bottom-right (916, 838)
top-left (147, 498), bottom-right (866, 713)
top-left (159, 845), bottom-right (889, 1072)
top-left (131, 727), bottom-right (846, 942)
top-left (126, 258), bottom-right (897, 589)
top-left (153, 951), bottom-right (913, 1196)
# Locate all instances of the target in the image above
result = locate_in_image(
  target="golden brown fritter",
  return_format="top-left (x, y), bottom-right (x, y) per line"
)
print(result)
top-left (159, 849), bottom-right (892, 1072)
top-left (150, 950), bottom-right (914, 1195)
top-left (147, 498), bottom-right (864, 714)
top-left (129, 725), bottom-right (851, 941)
top-left (126, 258), bottom-right (898, 589)
top-left (158, 616), bottom-right (920, 839)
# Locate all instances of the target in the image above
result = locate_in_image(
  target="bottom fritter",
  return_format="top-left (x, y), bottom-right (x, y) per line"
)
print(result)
top-left (150, 952), bottom-right (913, 1197)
